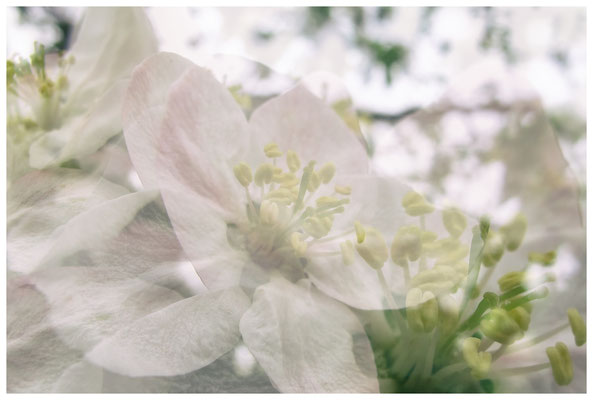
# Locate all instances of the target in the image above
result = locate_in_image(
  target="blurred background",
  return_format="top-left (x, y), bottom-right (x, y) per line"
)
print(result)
top-left (7, 6), bottom-right (586, 198)
top-left (6, 7), bottom-right (587, 392)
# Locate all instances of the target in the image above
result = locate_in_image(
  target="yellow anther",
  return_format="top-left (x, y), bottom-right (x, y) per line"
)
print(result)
top-left (509, 306), bottom-right (531, 331)
top-left (567, 308), bottom-right (586, 347)
top-left (405, 288), bottom-right (438, 333)
top-left (411, 264), bottom-right (466, 294)
top-left (290, 232), bottom-right (307, 256)
top-left (438, 295), bottom-right (459, 335)
top-left (233, 162), bottom-right (253, 187)
top-left (318, 162), bottom-right (336, 184)
top-left (482, 231), bottom-right (505, 267)
top-left (442, 207), bottom-right (467, 238)
top-left (286, 150), bottom-right (301, 172)
top-left (273, 172), bottom-right (299, 187)
top-left (402, 191), bottom-right (434, 216)
top-left (266, 188), bottom-right (297, 204)
top-left (528, 250), bottom-right (557, 266)
top-left (340, 240), bottom-right (355, 265)
top-left (480, 308), bottom-right (523, 344)
top-left (259, 200), bottom-right (279, 225)
top-left (391, 225), bottom-right (422, 267)
top-left (425, 237), bottom-right (468, 264)
top-left (264, 142), bottom-right (283, 158)
top-left (316, 196), bottom-right (340, 207)
top-left (354, 221), bottom-right (365, 244)
top-left (334, 185), bottom-right (352, 195)
top-left (498, 271), bottom-right (526, 292)
top-left (254, 163), bottom-right (275, 186)
top-left (303, 216), bottom-right (333, 239)
top-left (307, 171), bottom-right (321, 192)
top-left (461, 337), bottom-right (492, 379)
top-left (500, 213), bottom-right (527, 252)
top-left (546, 342), bottom-right (573, 386)
top-left (355, 226), bottom-right (389, 270)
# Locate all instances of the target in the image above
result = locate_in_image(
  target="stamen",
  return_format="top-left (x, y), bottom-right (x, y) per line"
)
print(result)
top-left (286, 150), bottom-right (300, 172)
top-left (355, 226), bottom-right (388, 270)
top-left (402, 191), bottom-right (434, 216)
top-left (233, 162), bottom-right (253, 187)
top-left (546, 342), bottom-right (573, 385)
top-left (567, 308), bottom-right (586, 346)
top-left (317, 162), bottom-right (336, 183)
top-left (340, 240), bottom-right (355, 265)
top-left (442, 207), bottom-right (467, 238)
top-left (264, 142), bottom-right (283, 158)
top-left (499, 213), bottom-right (527, 251)
top-left (335, 185), bottom-right (352, 195)
top-left (254, 163), bottom-right (274, 187)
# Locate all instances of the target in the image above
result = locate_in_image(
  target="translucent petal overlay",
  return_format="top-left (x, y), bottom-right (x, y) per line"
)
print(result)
top-left (52, 361), bottom-right (104, 393)
top-left (86, 287), bottom-right (250, 377)
top-left (240, 277), bottom-right (379, 392)
top-left (7, 274), bottom-right (82, 393)
top-left (31, 267), bottom-right (184, 352)
top-left (122, 52), bottom-right (194, 189)
top-left (307, 175), bottom-right (446, 310)
top-left (249, 84), bottom-right (369, 174)
top-left (67, 7), bottom-right (157, 105)
top-left (160, 187), bottom-right (249, 290)
top-left (12, 190), bottom-right (158, 273)
top-left (7, 170), bottom-right (129, 273)
top-left (29, 79), bottom-right (128, 169)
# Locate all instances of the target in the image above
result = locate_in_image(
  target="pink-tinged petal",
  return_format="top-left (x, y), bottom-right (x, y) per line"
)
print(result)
top-left (240, 277), bottom-right (379, 393)
top-left (123, 52), bottom-right (195, 189)
top-left (159, 187), bottom-right (251, 290)
top-left (249, 85), bottom-right (368, 174)
top-left (157, 66), bottom-right (251, 215)
top-left (86, 287), bottom-right (250, 377)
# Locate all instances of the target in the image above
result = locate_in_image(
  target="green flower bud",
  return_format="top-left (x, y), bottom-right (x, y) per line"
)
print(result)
top-left (405, 288), bottom-right (438, 333)
top-left (500, 213), bottom-right (527, 251)
top-left (462, 337), bottom-right (492, 379)
top-left (509, 306), bottom-right (531, 331)
top-left (438, 295), bottom-right (459, 335)
top-left (442, 207), bottom-right (467, 238)
top-left (480, 308), bottom-right (523, 344)
top-left (567, 308), bottom-right (586, 347)
top-left (546, 342), bottom-right (573, 386)
top-left (402, 191), bottom-right (434, 216)
top-left (233, 162), bottom-right (253, 187)
top-left (482, 232), bottom-right (505, 267)
top-left (497, 271), bottom-right (526, 292)
top-left (355, 226), bottom-right (389, 270)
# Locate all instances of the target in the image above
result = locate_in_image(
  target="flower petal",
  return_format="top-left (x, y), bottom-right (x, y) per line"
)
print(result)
top-left (29, 79), bottom-right (128, 169)
top-left (249, 84), bottom-right (368, 174)
top-left (157, 66), bottom-right (250, 214)
top-left (67, 7), bottom-right (157, 104)
top-left (17, 190), bottom-right (158, 273)
top-left (122, 52), bottom-right (195, 189)
top-left (240, 277), bottom-right (379, 392)
top-left (86, 287), bottom-right (250, 377)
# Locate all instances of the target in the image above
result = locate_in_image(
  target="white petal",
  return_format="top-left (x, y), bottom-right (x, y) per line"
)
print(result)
top-left (123, 52), bottom-right (195, 189)
top-left (160, 187), bottom-right (250, 290)
top-left (157, 66), bottom-right (250, 215)
top-left (29, 79), bottom-right (128, 169)
top-left (52, 361), bottom-right (104, 393)
top-left (25, 190), bottom-right (158, 272)
top-left (32, 266), bottom-right (185, 352)
top-left (86, 287), bottom-right (250, 377)
top-left (249, 84), bottom-right (368, 174)
top-left (240, 277), bottom-right (379, 392)
top-left (67, 7), bottom-right (157, 104)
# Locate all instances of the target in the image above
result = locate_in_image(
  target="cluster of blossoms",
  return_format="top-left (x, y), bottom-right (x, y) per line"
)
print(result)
top-left (6, 7), bottom-right (586, 394)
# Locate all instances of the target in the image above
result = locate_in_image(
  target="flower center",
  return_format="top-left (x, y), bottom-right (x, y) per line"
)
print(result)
top-left (231, 143), bottom-right (352, 277)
